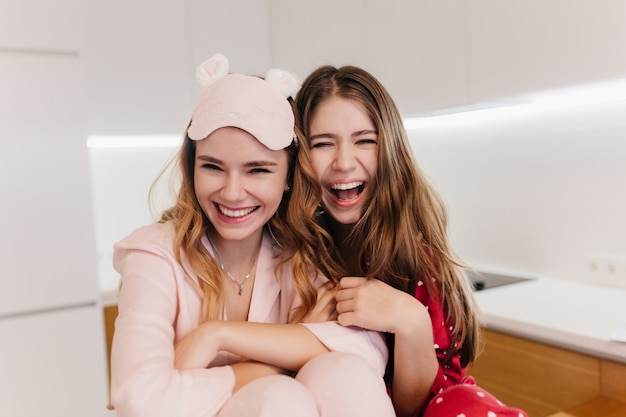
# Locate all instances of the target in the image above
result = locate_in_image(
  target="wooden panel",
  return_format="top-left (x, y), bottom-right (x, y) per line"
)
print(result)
top-left (563, 396), bottom-right (626, 417)
top-left (103, 304), bottom-right (119, 383)
top-left (469, 329), bottom-right (601, 417)
top-left (600, 360), bottom-right (626, 400)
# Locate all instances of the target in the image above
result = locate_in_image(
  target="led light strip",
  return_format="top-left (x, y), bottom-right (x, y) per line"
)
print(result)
top-left (87, 78), bottom-right (626, 146)
top-left (403, 77), bottom-right (626, 130)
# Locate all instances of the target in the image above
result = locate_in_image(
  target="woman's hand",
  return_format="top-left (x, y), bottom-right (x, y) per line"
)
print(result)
top-left (337, 277), bottom-right (437, 417)
top-left (301, 280), bottom-right (338, 323)
top-left (174, 321), bottom-right (221, 370)
top-left (335, 277), bottom-right (423, 334)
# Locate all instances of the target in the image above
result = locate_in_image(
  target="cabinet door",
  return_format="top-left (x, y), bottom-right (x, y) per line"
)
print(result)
top-left (0, 0), bottom-right (82, 51)
top-left (270, 0), bottom-right (369, 78)
top-left (468, 0), bottom-right (626, 101)
top-left (0, 53), bottom-right (100, 316)
top-left (270, 0), bottom-right (469, 114)
top-left (0, 306), bottom-right (108, 417)
top-left (84, 0), bottom-right (191, 135)
top-left (187, 0), bottom-right (273, 77)
top-left (363, 0), bottom-right (468, 114)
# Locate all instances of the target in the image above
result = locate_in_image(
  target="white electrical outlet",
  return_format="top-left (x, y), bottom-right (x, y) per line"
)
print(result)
top-left (583, 252), bottom-right (626, 289)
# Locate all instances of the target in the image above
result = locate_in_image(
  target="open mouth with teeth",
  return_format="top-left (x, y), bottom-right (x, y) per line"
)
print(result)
top-left (329, 181), bottom-right (365, 202)
top-left (215, 203), bottom-right (258, 218)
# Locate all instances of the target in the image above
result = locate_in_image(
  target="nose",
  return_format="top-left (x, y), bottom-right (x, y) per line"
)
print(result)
top-left (332, 143), bottom-right (356, 172)
top-left (220, 173), bottom-right (246, 202)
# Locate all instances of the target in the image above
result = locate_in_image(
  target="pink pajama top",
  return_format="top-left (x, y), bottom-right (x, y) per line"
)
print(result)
top-left (110, 222), bottom-right (387, 417)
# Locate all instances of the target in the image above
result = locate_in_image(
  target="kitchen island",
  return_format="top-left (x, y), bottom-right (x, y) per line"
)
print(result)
top-left (469, 275), bottom-right (626, 417)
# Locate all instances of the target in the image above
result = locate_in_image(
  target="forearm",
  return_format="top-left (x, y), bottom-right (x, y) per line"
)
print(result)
top-left (230, 361), bottom-right (287, 392)
top-left (390, 305), bottom-right (438, 417)
top-left (216, 321), bottom-right (330, 371)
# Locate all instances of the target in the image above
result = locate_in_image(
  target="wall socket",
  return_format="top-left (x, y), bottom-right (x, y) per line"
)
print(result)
top-left (583, 252), bottom-right (626, 289)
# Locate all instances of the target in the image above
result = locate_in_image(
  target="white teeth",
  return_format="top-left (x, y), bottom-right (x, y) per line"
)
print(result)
top-left (330, 181), bottom-right (363, 190)
top-left (218, 205), bottom-right (255, 218)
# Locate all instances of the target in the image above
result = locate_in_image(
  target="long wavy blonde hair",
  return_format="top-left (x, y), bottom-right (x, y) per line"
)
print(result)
top-left (295, 65), bottom-right (480, 366)
top-left (155, 99), bottom-right (342, 323)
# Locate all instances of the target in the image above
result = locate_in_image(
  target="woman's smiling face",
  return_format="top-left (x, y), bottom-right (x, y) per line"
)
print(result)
top-left (307, 96), bottom-right (378, 225)
top-left (194, 127), bottom-right (289, 243)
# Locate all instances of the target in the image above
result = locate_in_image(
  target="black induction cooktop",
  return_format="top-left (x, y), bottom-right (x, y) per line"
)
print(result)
top-left (465, 270), bottom-right (533, 291)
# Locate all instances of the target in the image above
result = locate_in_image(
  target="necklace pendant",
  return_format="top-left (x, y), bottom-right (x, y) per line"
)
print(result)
top-left (207, 234), bottom-right (259, 298)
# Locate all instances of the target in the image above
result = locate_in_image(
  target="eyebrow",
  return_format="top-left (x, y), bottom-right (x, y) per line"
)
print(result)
top-left (353, 129), bottom-right (377, 137)
top-left (309, 129), bottom-right (377, 140)
top-left (197, 155), bottom-right (278, 167)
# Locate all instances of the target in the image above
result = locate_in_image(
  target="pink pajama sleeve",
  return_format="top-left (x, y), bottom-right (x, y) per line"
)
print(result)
top-left (299, 322), bottom-right (388, 376)
top-left (111, 246), bottom-right (236, 417)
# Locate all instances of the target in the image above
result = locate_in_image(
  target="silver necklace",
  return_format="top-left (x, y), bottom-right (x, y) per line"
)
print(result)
top-left (208, 235), bottom-right (261, 296)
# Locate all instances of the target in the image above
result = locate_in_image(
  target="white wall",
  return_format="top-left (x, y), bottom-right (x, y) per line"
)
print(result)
top-left (409, 96), bottom-right (626, 284)
top-left (90, 146), bottom-right (179, 293)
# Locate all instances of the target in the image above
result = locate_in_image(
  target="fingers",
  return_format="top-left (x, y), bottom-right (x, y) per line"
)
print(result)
top-left (335, 277), bottom-right (367, 303)
top-left (334, 287), bottom-right (355, 303)
top-left (337, 311), bottom-right (357, 327)
top-left (312, 277), bottom-right (370, 323)
top-left (335, 296), bottom-right (356, 314)
top-left (316, 281), bottom-right (337, 310)
top-left (338, 276), bottom-right (368, 289)
top-left (326, 306), bottom-right (339, 321)
top-left (301, 280), bottom-right (340, 322)
top-left (320, 280), bottom-right (337, 289)
top-left (317, 280), bottom-right (337, 299)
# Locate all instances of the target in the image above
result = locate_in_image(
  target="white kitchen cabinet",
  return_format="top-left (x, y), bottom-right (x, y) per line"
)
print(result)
top-left (270, 0), bottom-right (626, 113)
top-left (84, 0), bottom-right (192, 136)
top-left (362, 0), bottom-right (468, 114)
top-left (186, 0), bottom-right (273, 78)
top-left (1, 7), bottom-right (108, 414)
top-left (270, 0), bottom-right (370, 76)
top-left (466, 0), bottom-right (626, 101)
top-left (0, 53), bottom-right (100, 316)
top-left (270, 0), bottom-right (469, 115)
top-left (0, 306), bottom-right (108, 417)
top-left (84, 0), bottom-right (275, 137)
top-left (0, 0), bottom-right (82, 51)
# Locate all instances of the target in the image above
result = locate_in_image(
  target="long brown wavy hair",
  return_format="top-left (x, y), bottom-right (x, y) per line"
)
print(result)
top-left (155, 98), bottom-right (342, 323)
top-left (295, 65), bottom-right (480, 366)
